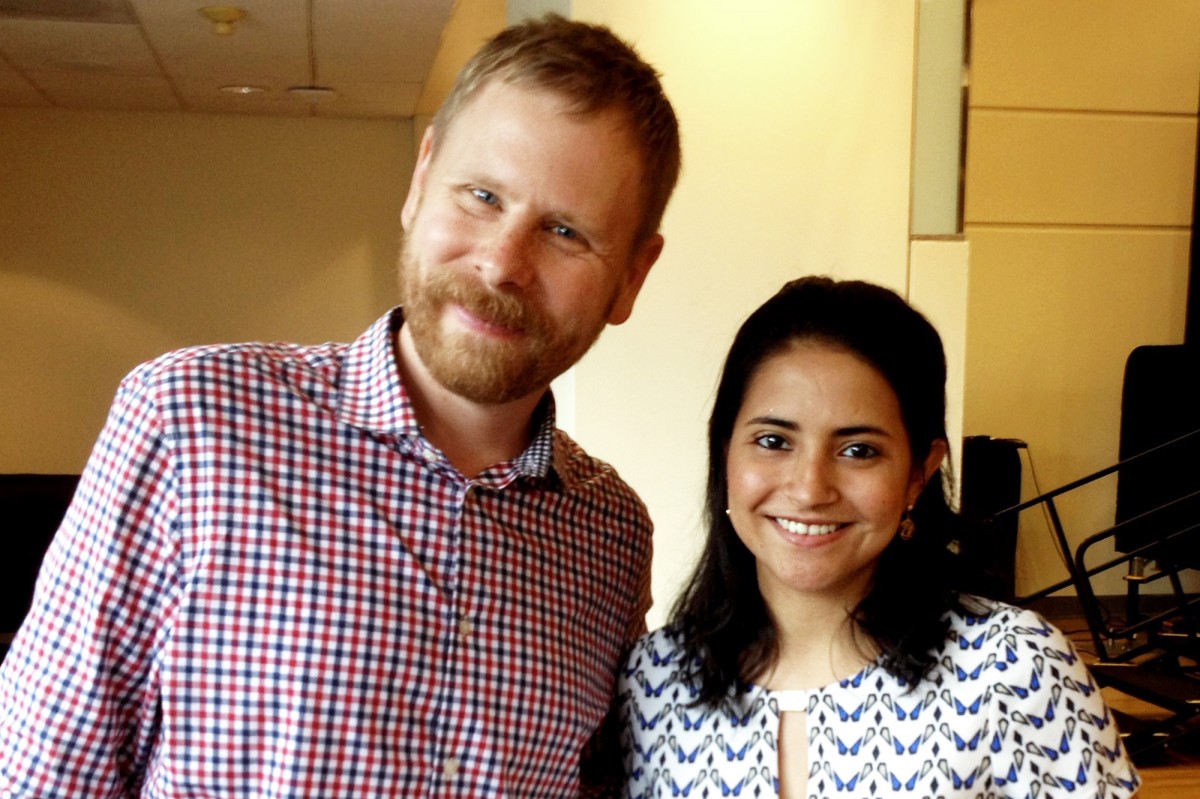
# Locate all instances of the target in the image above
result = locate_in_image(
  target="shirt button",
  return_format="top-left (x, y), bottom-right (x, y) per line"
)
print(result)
top-left (459, 617), bottom-right (474, 638)
top-left (443, 756), bottom-right (461, 778)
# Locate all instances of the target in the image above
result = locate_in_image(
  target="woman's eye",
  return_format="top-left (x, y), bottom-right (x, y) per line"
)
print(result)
top-left (841, 442), bottom-right (879, 459)
top-left (550, 224), bottom-right (579, 240)
top-left (753, 433), bottom-right (789, 451)
top-left (471, 188), bottom-right (498, 205)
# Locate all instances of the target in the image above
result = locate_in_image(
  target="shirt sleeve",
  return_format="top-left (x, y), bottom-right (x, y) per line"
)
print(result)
top-left (626, 533), bottom-right (653, 643)
top-left (988, 610), bottom-right (1140, 799)
top-left (0, 364), bottom-right (182, 798)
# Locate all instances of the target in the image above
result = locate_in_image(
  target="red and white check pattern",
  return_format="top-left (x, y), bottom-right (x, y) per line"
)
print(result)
top-left (0, 310), bottom-right (653, 798)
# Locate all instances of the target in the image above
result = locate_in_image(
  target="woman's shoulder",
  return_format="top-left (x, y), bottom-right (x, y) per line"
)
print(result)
top-left (622, 626), bottom-right (692, 681)
top-left (945, 596), bottom-right (1068, 640)
top-left (936, 595), bottom-right (1083, 674)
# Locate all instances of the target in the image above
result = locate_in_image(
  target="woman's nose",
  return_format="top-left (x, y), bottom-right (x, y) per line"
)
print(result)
top-left (785, 456), bottom-right (839, 507)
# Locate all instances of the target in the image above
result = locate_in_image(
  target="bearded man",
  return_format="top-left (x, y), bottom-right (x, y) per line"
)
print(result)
top-left (0, 14), bottom-right (679, 797)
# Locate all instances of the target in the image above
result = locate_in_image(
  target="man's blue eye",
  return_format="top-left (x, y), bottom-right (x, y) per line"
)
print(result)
top-left (550, 224), bottom-right (578, 240)
top-left (472, 188), bottom-right (497, 205)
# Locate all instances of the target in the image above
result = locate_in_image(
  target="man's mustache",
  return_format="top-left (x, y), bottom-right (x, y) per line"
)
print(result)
top-left (425, 272), bottom-right (549, 338)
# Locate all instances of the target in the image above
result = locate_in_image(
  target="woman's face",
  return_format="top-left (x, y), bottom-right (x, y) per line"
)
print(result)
top-left (725, 340), bottom-right (944, 610)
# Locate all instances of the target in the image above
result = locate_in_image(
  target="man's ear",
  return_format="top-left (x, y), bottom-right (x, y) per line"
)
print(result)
top-left (401, 125), bottom-right (436, 231)
top-left (607, 233), bottom-right (664, 326)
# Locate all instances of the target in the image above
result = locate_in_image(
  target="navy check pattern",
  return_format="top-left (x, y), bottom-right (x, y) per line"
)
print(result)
top-left (0, 309), bottom-right (653, 798)
top-left (619, 600), bottom-right (1140, 799)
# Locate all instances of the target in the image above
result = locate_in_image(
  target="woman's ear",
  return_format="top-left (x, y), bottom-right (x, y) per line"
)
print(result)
top-left (908, 438), bottom-right (949, 505)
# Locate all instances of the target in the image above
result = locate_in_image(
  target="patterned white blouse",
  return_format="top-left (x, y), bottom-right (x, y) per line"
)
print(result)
top-left (617, 599), bottom-right (1140, 798)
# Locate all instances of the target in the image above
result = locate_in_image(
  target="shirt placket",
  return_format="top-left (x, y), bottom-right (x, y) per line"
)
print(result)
top-left (429, 478), bottom-right (478, 794)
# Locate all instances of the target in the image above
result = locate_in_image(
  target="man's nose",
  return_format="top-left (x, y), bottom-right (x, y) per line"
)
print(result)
top-left (477, 222), bottom-right (535, 290)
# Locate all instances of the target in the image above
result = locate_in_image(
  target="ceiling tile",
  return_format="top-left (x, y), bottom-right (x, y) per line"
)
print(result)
top-left (28, 70), bottom-right (179, 111)
top-left (180, 84), bottom-right (311, 117)
top-left (131, 0), bottom-right (308, 84)
top-left (0, 18), bottom-right (158, 75)
top-left (316, 0), bottom-right (456, 83)
top-left (0, 0), bottom-right (137, 25)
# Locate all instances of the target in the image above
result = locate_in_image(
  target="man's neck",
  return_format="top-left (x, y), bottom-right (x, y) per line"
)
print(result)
top-left (395, 325), bottom-right (546, 479)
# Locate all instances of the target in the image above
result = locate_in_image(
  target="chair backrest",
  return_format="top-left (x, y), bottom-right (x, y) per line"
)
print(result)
top-left (0, 473), bottom-right (80, 661)
top-left (1115, 344), bottom-right (1200, 566)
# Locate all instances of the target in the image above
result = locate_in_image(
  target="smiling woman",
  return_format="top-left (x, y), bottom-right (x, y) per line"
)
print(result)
top-left (616, 276), bottom-right (1141, 799)
top-left (725, 341), bottom-right (943, 620)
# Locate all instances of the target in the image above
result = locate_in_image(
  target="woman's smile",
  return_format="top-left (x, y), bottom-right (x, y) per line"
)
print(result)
top-left (772, 518), bottom-right (842, 537)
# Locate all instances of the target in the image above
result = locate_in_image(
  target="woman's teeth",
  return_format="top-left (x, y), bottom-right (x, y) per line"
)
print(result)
top-left (775, 519), bottom-right (839, 536)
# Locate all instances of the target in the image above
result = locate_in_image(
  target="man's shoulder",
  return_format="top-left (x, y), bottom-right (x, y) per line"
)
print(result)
top-left (548, 431), bottom-right (654, 550)
top-left (552, 429), bottom-right (641, 494)
top-left (127, 337), bottom-right (350, 395)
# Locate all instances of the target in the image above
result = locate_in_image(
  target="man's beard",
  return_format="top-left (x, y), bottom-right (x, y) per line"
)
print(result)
top-left (398, 239), bottom-right (611, 405)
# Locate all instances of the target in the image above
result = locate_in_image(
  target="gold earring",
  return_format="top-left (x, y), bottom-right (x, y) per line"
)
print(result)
top-left (898, 506), bottom-right (915, 541)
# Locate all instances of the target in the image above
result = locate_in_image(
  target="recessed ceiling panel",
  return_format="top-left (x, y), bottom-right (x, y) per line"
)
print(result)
top-left (314, 79), bottom-right (422, 118)
top-left (0, 0), bottom-right (137, 25)
top-left (130, 0), bottom-right (309, 82)
top-left (30, 70), bottom-right (179, 110)
top-left (0, 18), bottom-right (159, 74)
top-left (316, 0), bottom-right (456, 83)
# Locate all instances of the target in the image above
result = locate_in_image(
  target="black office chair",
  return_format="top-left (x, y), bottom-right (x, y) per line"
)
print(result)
top-left (0, 473), bottom-right (80, 662)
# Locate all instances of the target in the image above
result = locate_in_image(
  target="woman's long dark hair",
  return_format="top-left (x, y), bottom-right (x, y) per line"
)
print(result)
top-left (670, 276), bottom-right (972, 707)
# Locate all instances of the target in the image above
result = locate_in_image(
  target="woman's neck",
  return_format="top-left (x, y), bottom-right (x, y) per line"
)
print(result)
top-left (758, 587), bottom-right (878, 691)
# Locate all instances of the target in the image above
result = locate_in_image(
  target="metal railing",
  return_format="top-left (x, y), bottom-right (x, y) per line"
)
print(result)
top-left (989, 429), bottom-right (1200, 755)
top-left (993, 428), bottom-right (1200, 660)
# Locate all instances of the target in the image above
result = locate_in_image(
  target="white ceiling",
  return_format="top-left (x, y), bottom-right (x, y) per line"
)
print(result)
top-left (0, 0), bottom-right (459, 119)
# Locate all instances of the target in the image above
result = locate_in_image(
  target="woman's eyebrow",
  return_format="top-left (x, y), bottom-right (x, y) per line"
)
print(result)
top-left (744, 416), bottom-right (797, 429)
top-left (741, 418), bottom-right (895, 439)
top-left (835, 425), bottom-right (891, 438)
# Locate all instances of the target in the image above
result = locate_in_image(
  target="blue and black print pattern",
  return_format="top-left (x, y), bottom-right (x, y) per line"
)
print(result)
top-left (617, 599), bottom-right (1140, 798)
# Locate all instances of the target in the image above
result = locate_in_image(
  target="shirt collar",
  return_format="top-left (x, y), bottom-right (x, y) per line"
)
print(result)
top-left (336, 308), bottom-right (419, 436)
top-left (337, 308), bottom-right (563, 484)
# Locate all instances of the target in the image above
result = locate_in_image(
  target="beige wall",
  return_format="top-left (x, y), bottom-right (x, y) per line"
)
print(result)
top-left (963, 0), bottom-right (1199, 596)
top-left (570, 0), bottom-right (956, 625)
top-left (0, 109), bottom-right (410, 473)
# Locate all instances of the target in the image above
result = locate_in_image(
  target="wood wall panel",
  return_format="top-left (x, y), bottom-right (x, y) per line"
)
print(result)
top-left (962, 226), bottom-right (1191, 594)
top-left (965, 111), bottom-right (1198, 225)
top-left (970, 0), bottom-right (1200, 113)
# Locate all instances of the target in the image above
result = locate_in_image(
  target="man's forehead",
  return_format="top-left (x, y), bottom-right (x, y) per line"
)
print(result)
top-left (447, 78), bottom-right (633, 138)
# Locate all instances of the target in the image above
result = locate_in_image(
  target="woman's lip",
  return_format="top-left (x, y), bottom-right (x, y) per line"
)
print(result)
top-left (772, 518), bottom-right (843, 536)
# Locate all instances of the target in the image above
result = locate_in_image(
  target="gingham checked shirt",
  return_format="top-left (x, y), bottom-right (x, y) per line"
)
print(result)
top-left (0, 309), bottom-right (653, 798)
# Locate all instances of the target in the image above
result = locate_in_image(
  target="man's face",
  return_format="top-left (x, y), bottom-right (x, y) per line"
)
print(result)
top-left (397, 79), bottom-right (663, 405)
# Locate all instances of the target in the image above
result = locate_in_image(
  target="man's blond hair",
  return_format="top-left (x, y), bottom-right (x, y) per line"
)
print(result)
top-left (432, 14), bottom-right (681, 244)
